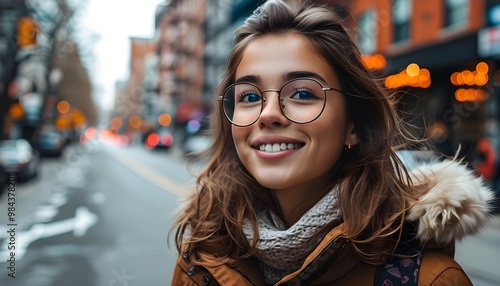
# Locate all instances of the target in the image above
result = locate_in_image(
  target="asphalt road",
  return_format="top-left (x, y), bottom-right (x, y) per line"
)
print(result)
top-left (0, 139), bottom-right (498, 286)
top-left (0, 140), bottom-right (193, 286)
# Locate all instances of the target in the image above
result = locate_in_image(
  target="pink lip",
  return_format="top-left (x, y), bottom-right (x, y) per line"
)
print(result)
top-left (254, 148), bottom-right (298, 160)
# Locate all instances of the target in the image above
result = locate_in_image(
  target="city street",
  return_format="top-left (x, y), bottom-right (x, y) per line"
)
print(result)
top-left (0, 140), bottom-right (498, 286)
top-left (0, 140), bottom-right (196, 286)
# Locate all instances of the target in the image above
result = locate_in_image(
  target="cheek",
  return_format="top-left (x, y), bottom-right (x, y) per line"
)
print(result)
top-left (311, 114), bottom-right (348, 154)
top-left (231, 126), bottom-right (248, 154)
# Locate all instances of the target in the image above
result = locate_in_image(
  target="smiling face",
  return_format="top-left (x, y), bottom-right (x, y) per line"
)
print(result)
top-left (232, 33), bottom-right (358, 203)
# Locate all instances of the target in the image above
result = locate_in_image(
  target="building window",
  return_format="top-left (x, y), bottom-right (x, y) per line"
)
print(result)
top-left (392, 0), bottom-right (411, 43)
top-left (358, 9), bottom-right (376, 54)
top-left (443, 0), bottom-right (469, 29)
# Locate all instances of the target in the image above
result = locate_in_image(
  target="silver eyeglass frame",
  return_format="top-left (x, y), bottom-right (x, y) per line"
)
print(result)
top-left (218, 77), bottom-right (346, 127)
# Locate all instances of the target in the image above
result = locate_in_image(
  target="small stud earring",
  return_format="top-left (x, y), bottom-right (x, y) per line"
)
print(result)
top-left (345, 140), bottom-right (352, 151)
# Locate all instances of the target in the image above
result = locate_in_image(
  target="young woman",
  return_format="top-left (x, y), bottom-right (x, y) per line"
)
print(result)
top-left (170, 1), bottom-right (494, 285)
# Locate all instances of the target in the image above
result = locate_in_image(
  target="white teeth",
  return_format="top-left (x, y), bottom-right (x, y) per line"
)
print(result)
top-left (265, 144), bottom-right (272, 152)
top-left (258, 143), bottom-right (301, 152)
top-left (272, 143), bottom-right (280, 152)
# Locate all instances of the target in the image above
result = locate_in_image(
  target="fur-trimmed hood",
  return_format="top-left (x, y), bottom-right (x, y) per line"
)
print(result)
top-left (405, 159), bottom-right (495, 244)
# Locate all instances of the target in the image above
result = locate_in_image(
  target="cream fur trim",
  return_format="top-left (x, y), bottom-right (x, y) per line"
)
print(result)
top-left (406, 160), bottom-right (495, 244)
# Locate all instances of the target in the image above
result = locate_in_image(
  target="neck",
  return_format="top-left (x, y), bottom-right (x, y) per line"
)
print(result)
top-left (272, 187), bottom-right (330, 226)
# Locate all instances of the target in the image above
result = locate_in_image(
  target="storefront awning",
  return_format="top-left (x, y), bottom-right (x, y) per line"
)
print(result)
top-left (385, 32), bottom-right (479, 74)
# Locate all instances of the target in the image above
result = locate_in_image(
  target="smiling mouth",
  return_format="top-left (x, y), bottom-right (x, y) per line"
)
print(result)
top-left (254, 143), bottom-right (304, 152)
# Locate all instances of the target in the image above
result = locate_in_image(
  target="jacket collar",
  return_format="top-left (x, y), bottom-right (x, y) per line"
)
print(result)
top-left (228, 224), bottom-right (357, 285)
top-left (406, 159), bottom-right (495, 244)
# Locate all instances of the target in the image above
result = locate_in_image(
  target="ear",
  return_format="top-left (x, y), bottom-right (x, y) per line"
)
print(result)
top-left (344, 121), bottom-right (359, 146)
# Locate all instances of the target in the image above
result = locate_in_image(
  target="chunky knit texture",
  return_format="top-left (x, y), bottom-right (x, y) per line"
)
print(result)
top-left (243, 189), bottom-right (341, 284)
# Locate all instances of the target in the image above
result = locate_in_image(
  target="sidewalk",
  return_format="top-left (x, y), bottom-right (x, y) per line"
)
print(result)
top-left (455, 214), bottom-right (500, 286)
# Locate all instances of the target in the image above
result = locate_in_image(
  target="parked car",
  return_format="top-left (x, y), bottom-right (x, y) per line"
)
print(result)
top-left (144, 127), bottom-right (174, 150)
top-left (0, 139), bottom-right (40, 181)
top-left (33, 128), bottom-right (65, 157)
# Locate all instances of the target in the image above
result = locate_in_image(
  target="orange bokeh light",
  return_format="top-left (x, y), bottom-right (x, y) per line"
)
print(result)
top-left (455, 88), bottom-right (488, 102)
top-left (8, 103), bottom-right (24, 119)
top-left (57, 101), bottom-right (70, 114)
top-left (462, 70), bottom-right (474, 85)
top-left (362, 53), bottom-right (387, 70)
top-left (476, 62), bottom-right (489, 75)
top-left (450, 72), bottom-right (459, 85)
top-left (451, 63), bottom-right (490, 86)
top-left (385, 65), bottom-right (430, 89)
top-left (475, 73), bottom-right (488, 86)
top-left (110, 117), bottom-right (123, 130)
top-left (158, 113), bottom-right (172, 127)
top-left (129, 115), bottom-right (142, 129)
top-left (406, 63), bottom-right (420, 77)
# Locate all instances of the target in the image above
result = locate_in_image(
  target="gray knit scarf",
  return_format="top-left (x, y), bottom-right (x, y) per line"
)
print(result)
top-left (243, 189), bottom-right (341, 285)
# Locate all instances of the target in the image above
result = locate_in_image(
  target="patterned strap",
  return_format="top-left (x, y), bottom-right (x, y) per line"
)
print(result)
top-left (374, 250), bottom-right (422, 286)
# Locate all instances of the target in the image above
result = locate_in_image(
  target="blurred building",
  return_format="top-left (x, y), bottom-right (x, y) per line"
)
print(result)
top-left (204, 0), bottom-right (266, 107)
top-left (54, 42), bottom-right (96, 135)
top-left (110, 37), bottom-right (156, 141)
top-left (0, 0), bottom-right (33, 139)
top-left (323, 0), bottom-right (498, 161)
top-left (156, 0), bottom-right (206, 132)
top-left (1, 0), bottom-right (97, 143)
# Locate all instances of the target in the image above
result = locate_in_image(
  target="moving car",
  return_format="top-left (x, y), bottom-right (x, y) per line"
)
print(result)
top-left (0, 139), bottom-right (40, 181)
top-left (144, 127), bottom-right (174, 150)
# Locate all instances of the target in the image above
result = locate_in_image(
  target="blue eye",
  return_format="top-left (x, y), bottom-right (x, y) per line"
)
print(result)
top-left (291, 88), bottom-right (319, 100)
top-left (240, 91), bottom-right (262, 103)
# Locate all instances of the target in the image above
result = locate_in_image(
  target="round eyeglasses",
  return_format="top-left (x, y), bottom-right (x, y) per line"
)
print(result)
top-left (218, 77), bottom-right (345, 127)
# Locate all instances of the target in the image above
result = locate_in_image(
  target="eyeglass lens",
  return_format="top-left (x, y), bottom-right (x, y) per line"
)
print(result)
top-left (222, 79), bottom-right (327, 126)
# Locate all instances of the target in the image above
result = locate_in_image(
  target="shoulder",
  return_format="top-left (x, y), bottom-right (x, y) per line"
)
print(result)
top-left (418, 250), bottom-right (473, 286)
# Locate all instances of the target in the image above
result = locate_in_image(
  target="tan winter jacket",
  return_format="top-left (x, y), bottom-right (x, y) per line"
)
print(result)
top-left (171, 160), bottom-right (494, 285)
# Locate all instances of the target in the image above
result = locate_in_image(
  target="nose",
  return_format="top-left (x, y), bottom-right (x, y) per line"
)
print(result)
top-left (258, 91), bottom-right (290, 128)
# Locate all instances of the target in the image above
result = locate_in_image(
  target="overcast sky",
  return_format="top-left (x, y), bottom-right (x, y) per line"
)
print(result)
top-left (78, 0), bottom-right (163, 111)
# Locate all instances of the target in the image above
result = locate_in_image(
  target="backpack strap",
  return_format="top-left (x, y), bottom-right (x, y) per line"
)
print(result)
top-left (374, 248), bottom-right (422, 286)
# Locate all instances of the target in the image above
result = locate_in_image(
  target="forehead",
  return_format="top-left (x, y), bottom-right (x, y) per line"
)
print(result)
top-left (235, 33), bottom-right (339, 86)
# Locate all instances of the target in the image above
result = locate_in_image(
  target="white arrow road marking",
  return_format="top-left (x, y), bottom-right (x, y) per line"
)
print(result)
top-left (34, 205), bottom-right (59, 222)
top-left (0, 206), bottom-right (98, 262)
top-left (48, 192), bottom-right (68, 207)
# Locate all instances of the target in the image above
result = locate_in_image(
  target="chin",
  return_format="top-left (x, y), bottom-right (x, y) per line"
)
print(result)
top-left (253, 173), bottom-right (297, 190)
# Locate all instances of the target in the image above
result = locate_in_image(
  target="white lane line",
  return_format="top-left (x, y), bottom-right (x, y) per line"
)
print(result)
top-left (107, 147), bottom-right (192, 197)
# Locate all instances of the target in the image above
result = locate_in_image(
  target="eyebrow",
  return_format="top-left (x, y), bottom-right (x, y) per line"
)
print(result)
top-left (235, 75), bottom-right (262, 84)
top-left (283, 71), bottom-right (327, 83)
top-left (234, 71), bottom-right (328, 85)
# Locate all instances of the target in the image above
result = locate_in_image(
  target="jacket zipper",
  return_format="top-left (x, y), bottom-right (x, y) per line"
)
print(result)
top-left (278, 238), bottom-right (347, 285)
top-left (306, 239), bottom-right (347, 283)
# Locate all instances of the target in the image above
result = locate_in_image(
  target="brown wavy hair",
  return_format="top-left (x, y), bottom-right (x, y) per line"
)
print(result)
top-left (171, 0), bottom-right (422, 266)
